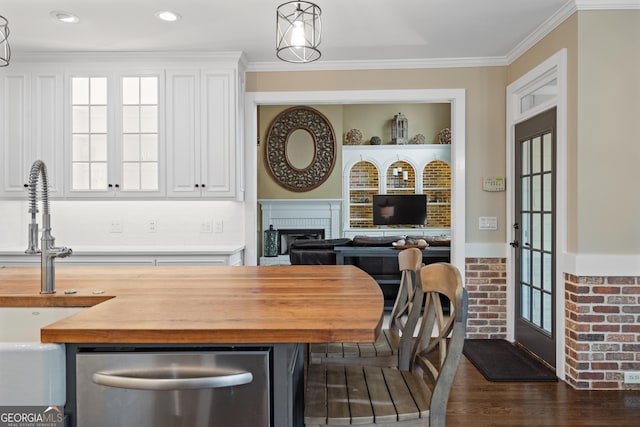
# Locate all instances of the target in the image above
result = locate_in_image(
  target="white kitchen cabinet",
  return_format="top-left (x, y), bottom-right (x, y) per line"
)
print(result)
top-left (64, 71), bottom-right (165, 199)
top-left (166, 67), bottom-right (241, 199)
top-left (0, 68), bottom-right (64, 198)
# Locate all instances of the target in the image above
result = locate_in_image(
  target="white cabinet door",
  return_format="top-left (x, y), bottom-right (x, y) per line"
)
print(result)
top-left (201, 69), bottom-right (235, 197)
top-left (31, 71), bottom-right (64, 196)
top-left (0, 70), bottom-right (64, 198)
top-left (166, 69), bottom-right (202, 197)
top-left (0, 72), bottom-right (29, 197)
top-left (167, 68), bottom-right (237, 199)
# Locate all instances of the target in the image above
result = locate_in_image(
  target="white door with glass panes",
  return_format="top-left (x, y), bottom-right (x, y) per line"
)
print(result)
top-left (67, 73), bottom-right (163, 197)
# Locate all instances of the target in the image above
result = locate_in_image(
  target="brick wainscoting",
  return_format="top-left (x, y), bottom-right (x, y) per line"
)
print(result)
top-left (565, 274), bottom-right (640, 390)
top-left (465, 258), bottom-right (507, 339)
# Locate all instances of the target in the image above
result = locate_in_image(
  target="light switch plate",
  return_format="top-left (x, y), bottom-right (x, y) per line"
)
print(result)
top-left (479, 216), bottom-right (498, 230)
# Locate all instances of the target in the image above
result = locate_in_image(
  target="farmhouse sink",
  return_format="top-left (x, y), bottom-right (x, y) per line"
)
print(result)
top-left (0, 307), bottom-right (84, 405)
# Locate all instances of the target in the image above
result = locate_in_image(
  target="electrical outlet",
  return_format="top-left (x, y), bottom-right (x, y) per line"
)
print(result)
top-left (200, 221), bottom-right (213, 233)
top-left (147, 220), bottom-right (157, 233)
top-left (625, 371), bottom-right (640, 384)
top-left (109, 219), bottom-right (123, 233)
top-left (214, 220), bottom-right (224, 233)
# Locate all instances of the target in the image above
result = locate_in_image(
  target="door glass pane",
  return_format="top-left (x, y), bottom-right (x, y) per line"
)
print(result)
top-left (521, 248), bottom-right (531, 284)
top-left (532, 251), bottom-right (542, 289)
top-left (90, 163), bottom-right (108, 189)
top-left (140, 106), bottom-right (158, 133)
top-left (140, 163), bottom-right (158, 190)
top-left (521, 284), bottom-right (530, 320)
top-left (521, 213), bottom-right (530, 249)
top-left (521, 177), bottom-right (530, 211)
top-left (532, 213), bottom-right (541, 249)
top-left (543, 292), bottom-right (552, 333)
top-left (72, 107), bottom-right (89, 133)
top-left (122, 106), bottom-right (140, 133)
top-left (72, 163), bottom-right (89, 190)
top-left (543, 253), bottom-right (553, 292)
top-left (532, 175), bottom-right (541, 211)
top-left (91, 135), bottom-right (107, 162)
top-left (521, 139), bottom-right (530, 175)
top-left (543, 213), bottom-right (552, 252)
top-left (543, 133), bottom-right (552, 172)
top-left (90, 106), bottom-right (107, 133)
top-left (532, 289), bottom-right (541, 326)
top-left (90, 78), bottom-right (108, 105)
top-left (140, 135), bottom-right (158, 161)
top-left (122, 77), bottom-right (140, 104)
top-left (532, 136), bottom-right (542, 173)
top-left (543, 173), bottom-right (552, 211)
top-left (122, 163), bottom-right (140, 190)
top-left (122, 135), bottom-right (140, 161)
top-left (141, 77), bottom-right (158, 104)
top-left (72, 78), bottom-right (89, 104)
top-left (72, 135), bottom-right (90, 161)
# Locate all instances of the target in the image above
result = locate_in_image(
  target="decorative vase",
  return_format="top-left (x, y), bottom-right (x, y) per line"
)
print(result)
top-left (264, 225), bottom-right (279, 257)
top-left (370, 136), bottom-right (382, 145)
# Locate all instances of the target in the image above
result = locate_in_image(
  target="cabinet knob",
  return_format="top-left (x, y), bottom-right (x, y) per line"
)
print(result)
top-left (23, 183), bottom-right (28, 188)
top-left (195, 184), bottom-right (200, 188)
top-left (108, 184), bottom-right (113, 188)
top-left (201, 184), bottom-right (206, 188)
top-left (115, 184), bottom-right (120, 188)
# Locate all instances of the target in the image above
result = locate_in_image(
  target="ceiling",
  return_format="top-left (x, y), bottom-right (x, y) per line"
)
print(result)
top-left (2, 0), bottom-right (571, 67)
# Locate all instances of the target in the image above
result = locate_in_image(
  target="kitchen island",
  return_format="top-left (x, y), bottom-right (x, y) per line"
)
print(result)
top-left (0, 265), bottom-right (383, 427)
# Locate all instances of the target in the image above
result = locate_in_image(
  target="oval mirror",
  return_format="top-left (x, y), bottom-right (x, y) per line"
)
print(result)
top-left (286, 129), bottom-right (316, 170)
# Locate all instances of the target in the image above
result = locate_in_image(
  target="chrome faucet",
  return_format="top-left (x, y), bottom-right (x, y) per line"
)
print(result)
top-left (25, 160), bottom-right (72, 294)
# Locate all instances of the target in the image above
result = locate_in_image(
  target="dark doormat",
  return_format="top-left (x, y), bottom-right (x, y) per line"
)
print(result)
top-left (463, 339), bottom-right (557, 382)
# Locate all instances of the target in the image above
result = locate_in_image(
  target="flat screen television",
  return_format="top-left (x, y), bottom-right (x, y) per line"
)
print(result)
top-left (372, 194), bottom-right (427, 226)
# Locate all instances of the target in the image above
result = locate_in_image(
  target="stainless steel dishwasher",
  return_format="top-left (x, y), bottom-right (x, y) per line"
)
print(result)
top-left (75, 349), bottom-right (270, 427)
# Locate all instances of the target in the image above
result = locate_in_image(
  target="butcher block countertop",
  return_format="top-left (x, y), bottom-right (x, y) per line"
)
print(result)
top-left (0, 265), bottom-right (383, 345)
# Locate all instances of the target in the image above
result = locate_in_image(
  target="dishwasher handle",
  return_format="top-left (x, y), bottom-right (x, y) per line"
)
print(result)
top-left (93, 367), bottom-right (253, 391)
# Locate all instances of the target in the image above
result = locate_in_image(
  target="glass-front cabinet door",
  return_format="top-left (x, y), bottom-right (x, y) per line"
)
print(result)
top-left (67, 73), bottom-right (164, 198)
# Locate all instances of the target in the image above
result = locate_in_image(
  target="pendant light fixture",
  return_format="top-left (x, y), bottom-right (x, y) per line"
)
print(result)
top-left (276, 1), bottom-right (321, 63)
top-left (0, 15), bottom-right (10, 67)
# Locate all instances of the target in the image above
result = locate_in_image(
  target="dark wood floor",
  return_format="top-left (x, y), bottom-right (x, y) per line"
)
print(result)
top-left (447, 356), bottom-right (640, 426)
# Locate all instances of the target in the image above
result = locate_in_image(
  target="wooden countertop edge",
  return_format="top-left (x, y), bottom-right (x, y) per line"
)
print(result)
top-left (41, 325), bottom-right (383, 344)
top-left (0, 295), bottom-right (113, 307)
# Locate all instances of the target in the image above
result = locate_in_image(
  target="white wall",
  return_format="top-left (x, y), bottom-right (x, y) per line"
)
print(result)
top-left (0, 200), bottom-right (245, 251)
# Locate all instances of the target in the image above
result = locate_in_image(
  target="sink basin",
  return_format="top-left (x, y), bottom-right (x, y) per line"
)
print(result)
top-left (0, 307), bottom-right (84, 405)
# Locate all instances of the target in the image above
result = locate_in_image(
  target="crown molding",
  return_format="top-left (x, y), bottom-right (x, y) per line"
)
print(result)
top-left (246, 56), bottom-right (507, 72)
top-left (506, 1), bottom-right (578, 64)
top-left (575, 0), bottom-right (640, 9)
top-left (11, 50), bottom-right (247, 65)
top-left (507, 0), bottom-right (640, 64)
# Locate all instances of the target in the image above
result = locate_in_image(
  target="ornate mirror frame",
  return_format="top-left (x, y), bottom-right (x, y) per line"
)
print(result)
top-left (265, 106), bottom-right (337, 192)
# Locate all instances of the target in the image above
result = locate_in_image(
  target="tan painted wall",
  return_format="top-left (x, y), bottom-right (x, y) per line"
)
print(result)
top-left (576, 10), bottom-right (640, 253)
top-left (248, 67), bottom-right (507, 244)
top-left (508, 14), bottom-right (579, 252)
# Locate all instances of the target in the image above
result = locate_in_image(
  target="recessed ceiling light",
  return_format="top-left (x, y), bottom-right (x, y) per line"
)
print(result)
top-left (155, 11), bottom-right (181, 22)
top-left (50, 11), bottom-right (80, 24)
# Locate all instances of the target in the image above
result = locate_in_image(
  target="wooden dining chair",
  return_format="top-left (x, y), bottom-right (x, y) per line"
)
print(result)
top-left (308, 247), bottom-right (424, 370)
top-left (304, 262), bottom-right (468, 427)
